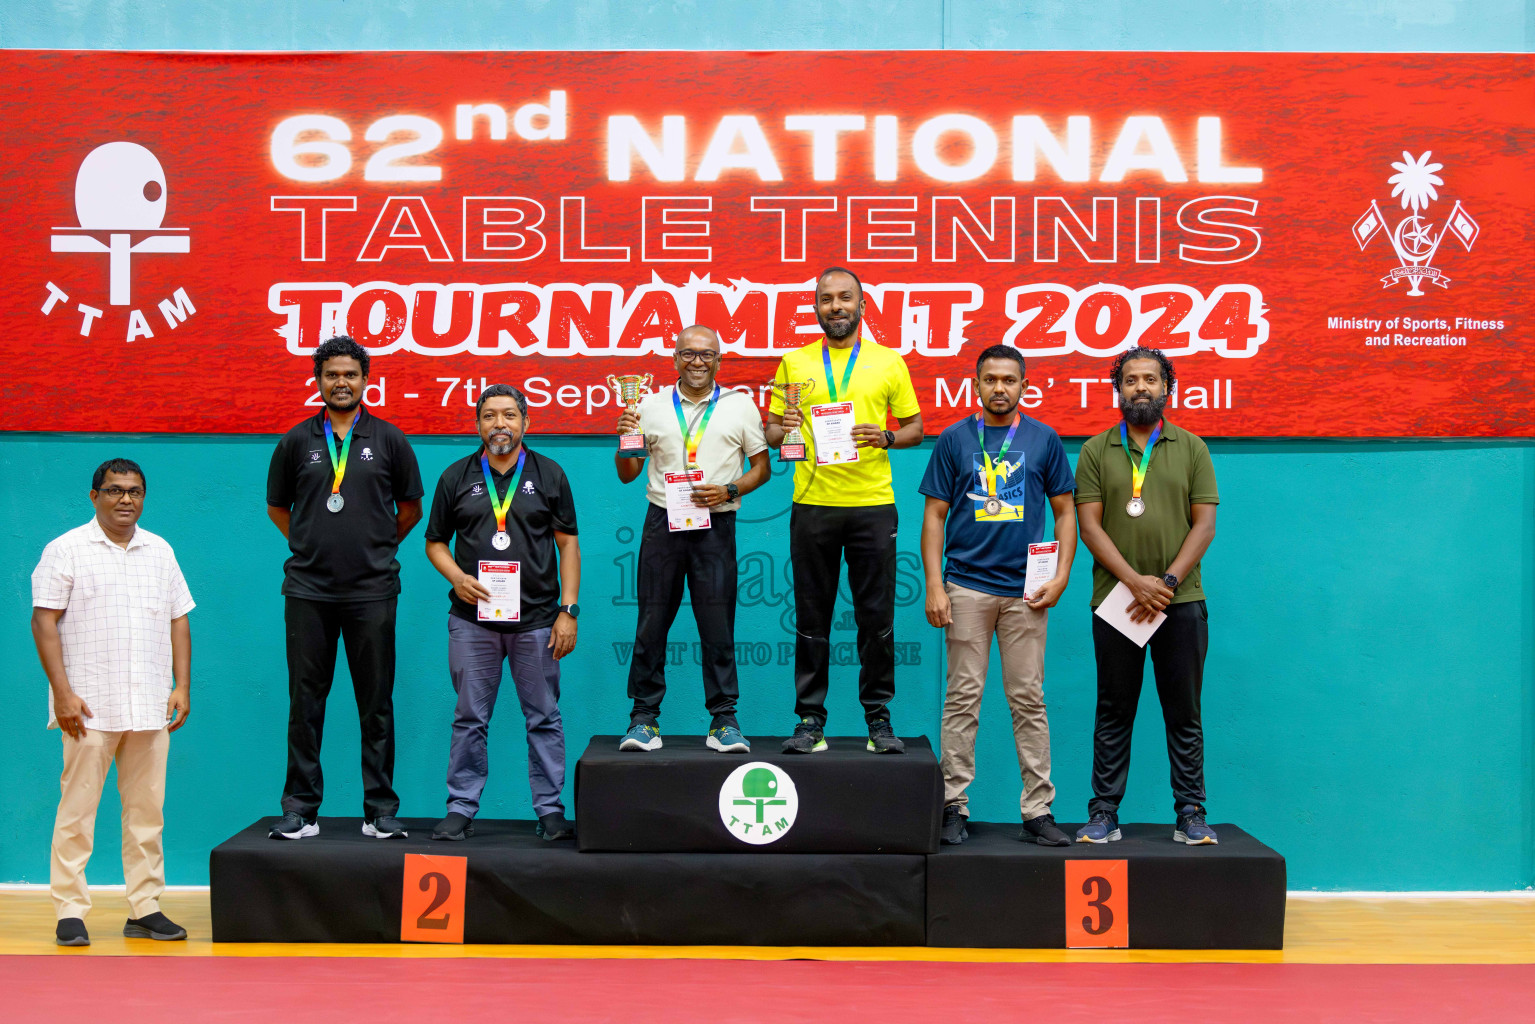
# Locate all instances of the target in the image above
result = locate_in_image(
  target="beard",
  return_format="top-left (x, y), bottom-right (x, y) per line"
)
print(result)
top-left (1121, 391), bottom-right (1167, 426)
top-left (324, 388), bottom-right (361, 411)
top-left (485, 431), bottom-right (518, 455)
top-left (817, 307), bottom-right (861, 341)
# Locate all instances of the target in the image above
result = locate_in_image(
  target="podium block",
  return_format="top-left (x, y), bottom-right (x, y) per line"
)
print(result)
top-left (575, 735), bottom-right (942, 854)
top-left (210, 817), bottom-right (926, 945)
top-left (926, 822), bottom-right (1287, 949)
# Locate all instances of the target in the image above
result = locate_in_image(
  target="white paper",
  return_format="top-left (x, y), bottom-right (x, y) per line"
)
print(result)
top-left (809, 401), bottom-right (860, 465)
top-left (477, 560), bottom-right (521, 622)
top-left (1023, 541), bottom-right (1058, 601)
top-left (665, 469), bottom-right (711, 532)
top-left (1092, 580), bottom-right (1167, 647)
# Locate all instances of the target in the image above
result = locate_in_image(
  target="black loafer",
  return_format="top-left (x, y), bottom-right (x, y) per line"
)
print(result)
top-left (431, 812), bottom-right (475, 841)
top-left (56, 918), bottom-right (90, 946)
top-left (124, 911), bottom-right (187, 941)
top-left (536, 812), bottom-right (575, 841)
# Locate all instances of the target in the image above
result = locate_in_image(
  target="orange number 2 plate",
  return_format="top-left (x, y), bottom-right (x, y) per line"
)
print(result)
top-left (401, 853), bottom-right (467, 943)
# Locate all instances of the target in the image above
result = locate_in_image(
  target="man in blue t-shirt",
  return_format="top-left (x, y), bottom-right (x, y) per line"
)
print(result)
top-left (918, 344), bottom-right (1077, 847)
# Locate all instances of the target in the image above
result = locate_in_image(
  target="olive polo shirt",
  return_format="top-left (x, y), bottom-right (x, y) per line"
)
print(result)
top-left (1073, 420), bottom-right (1219, 607)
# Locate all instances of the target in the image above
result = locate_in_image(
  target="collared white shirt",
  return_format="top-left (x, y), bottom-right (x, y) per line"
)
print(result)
top-left (636, 384), bottom-right (768, 512)
top-left (31, 519), bottom-right (196, 732)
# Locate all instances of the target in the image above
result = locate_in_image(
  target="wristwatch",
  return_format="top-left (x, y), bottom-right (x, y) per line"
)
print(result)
top-left (1162, 573), bottom-right (1179, 590)
top-left (559, 603), bottom-right (581, 619)
top-left (882, 429), bottom-right (896, 448)
top-left (725, 482), bottom-right (740, 502)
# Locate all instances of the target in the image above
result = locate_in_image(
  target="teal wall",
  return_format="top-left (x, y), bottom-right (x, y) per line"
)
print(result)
top-left (1, 2), bottom-right (1532, 891)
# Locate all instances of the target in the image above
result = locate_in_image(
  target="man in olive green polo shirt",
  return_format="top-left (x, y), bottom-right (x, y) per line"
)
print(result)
top-left (1073, 347), bottom-right (1220, 846)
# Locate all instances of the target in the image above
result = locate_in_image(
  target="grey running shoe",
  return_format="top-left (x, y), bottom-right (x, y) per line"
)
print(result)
top-left (268, 810), bottom-right (317, 840)
top-left (362, 815), bottom-right (408, 839)
top-left (782, 717), bottom-right (827, 753)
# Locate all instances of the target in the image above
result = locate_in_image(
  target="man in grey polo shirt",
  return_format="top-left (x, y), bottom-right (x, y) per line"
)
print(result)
top-left (612, 325), bottom-right (771, 752)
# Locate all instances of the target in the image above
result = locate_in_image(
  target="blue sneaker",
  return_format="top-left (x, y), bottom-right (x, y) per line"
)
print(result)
top-left (1075, 810), bottom-right (1122, 843)
top-left (1175, 806), bottom-right (1219, 845)
top-left (706, 724), bottom-right (750, 753)
top-left (619, 722), bottom-right (662, 751)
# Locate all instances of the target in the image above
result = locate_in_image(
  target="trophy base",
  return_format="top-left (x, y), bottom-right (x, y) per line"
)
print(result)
top-left (779, 443), bottom-right (807, 462)
top-left (617, 434), bottom-right (648, 458)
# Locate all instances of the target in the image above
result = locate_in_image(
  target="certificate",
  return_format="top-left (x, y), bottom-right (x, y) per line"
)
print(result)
top-left (477, 560), bottom-right (521, 622)
top-left (810, 401), bottom-right (859, 465)
top-left (1092, 580), bottom-right (1166, 647)
top-left (1023, 541), bottom-right (1058, 601)
top-left (664, 469), bottom-right (711, 532)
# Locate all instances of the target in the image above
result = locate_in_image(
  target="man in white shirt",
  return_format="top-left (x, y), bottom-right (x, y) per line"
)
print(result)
top-left (30, 458), bottom-right (195, 947)
top-left (612, 326), bottom-right (770, 753)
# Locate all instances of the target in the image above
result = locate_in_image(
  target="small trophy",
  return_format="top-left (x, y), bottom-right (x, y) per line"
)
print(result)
top-left (607, 373), bottom-right (654, 457)
top-left (769, 378), bottom-right (816, 462)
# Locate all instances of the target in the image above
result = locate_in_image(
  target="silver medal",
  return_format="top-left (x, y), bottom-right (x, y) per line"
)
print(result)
top-left (326, 493), bottom-right (345, 513)
top-left (984, 497), bottom-right (1002, 516)
top-left (1126, 496), bottom-right (1145, 518)
top-left (492, 530), bottom-right (511, 551)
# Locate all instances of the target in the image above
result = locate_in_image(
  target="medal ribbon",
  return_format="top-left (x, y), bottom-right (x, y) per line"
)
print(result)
top-left (322, 413), bottom-right (353, 497)
top-left (821, 338), bottom-right (861, 402)
top-left (672, 384), bottom-right (720, 469)
top-left (480, 448), bottom-right (526, 533)
top-left (975, 412), bottom-right (1021, 497)
top-left (1119, 419), bottom-right (1164, 500)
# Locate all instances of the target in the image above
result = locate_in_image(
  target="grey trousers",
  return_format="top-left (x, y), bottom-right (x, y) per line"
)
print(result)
top-left (446, 616), bottom-right (566, 818)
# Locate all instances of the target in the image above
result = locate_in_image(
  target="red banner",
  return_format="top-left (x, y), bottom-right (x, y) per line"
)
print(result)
top-left (2, 51), bottom-right (1530, 436)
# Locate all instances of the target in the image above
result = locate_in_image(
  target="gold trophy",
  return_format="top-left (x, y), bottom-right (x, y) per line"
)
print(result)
top-left (769, 378), bottom-right (816, 462)
top-left (607, 373), bottom-right (654, 457)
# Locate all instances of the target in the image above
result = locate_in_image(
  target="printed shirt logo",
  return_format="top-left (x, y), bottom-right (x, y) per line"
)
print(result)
top-left (521, 481), bottom-right (535, 493)
top-left (471, 483), bottom-right (484, 495)
top-left (360, 447), bottom-right (374, 460)
top-left (1351, 151), bottom-right (1479, 296)
top-left (308, 450), bottom-right (323, 462)
top-left (43, 141), bottom-right (196, 343)
top-left (968, 451), bottom-right (1026, 521)
top-left (718, 762), bottom-right (799, 845)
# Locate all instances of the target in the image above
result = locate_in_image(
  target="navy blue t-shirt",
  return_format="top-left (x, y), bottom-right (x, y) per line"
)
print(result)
top-left (918, 413), bottom-right (1076, 598)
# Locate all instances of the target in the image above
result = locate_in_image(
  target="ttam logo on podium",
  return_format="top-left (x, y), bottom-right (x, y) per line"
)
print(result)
top-left (42, 140), bottom-right (198, 342)
top-left (718, 762), bottom-right (799, 845)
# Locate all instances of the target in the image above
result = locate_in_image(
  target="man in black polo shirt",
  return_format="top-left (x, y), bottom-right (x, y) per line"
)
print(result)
top-left (265, 336), bottom-right (423, 841)
top-left (424, 384), bottom-right (580, 842)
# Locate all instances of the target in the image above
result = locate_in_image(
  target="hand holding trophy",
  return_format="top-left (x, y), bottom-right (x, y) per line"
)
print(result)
top-left (607, 373), bottom-right (654, 457)
top-left (769, 378), bottom-right (816, 462)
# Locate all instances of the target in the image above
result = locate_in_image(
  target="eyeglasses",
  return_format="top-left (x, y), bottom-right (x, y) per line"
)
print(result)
top-left (677, 350), bottom-right (718, 364)
top-left (98, 487), bottom-right (145, 501)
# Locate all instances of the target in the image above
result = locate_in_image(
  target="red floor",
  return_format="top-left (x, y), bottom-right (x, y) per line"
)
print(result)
top-left (3, 957), bottom-right (1531, 1023)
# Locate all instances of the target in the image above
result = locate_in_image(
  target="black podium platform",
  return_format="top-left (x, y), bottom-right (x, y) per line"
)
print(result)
top-left (575, 735), bottom-right (942, 854)
top-left (210, 817), bottom-right (925, 945)
top-left (926, 822), bottom-right (1287, 949)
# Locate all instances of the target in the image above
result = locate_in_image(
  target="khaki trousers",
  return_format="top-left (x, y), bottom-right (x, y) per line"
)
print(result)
top-left (941, 583), bottom-right (1055, 820)
top-left (51, 727), bottom-right (169, 921)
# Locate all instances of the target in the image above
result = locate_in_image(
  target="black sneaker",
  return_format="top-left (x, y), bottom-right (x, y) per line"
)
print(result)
top-left (55, 918), bottom-right (89, 947)
top-left (123, 911), bottom-right (187, 941)
top-left (431, 812), bottom-right (474, 841)
top-left (866, 719), bottom-right (906, 754)
top-left (940, 805), bottom-right (968, 845)
top-left (362, 815), bottom-right (408, 839)
top-left (782, 717), bottom-right (827, 754)
top-left (535, 812), bottom-right (575, 841)
top-left (268, 810), bottom-right (317, 840)
top-left (1021, 813), bottom-right (1072, 847)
